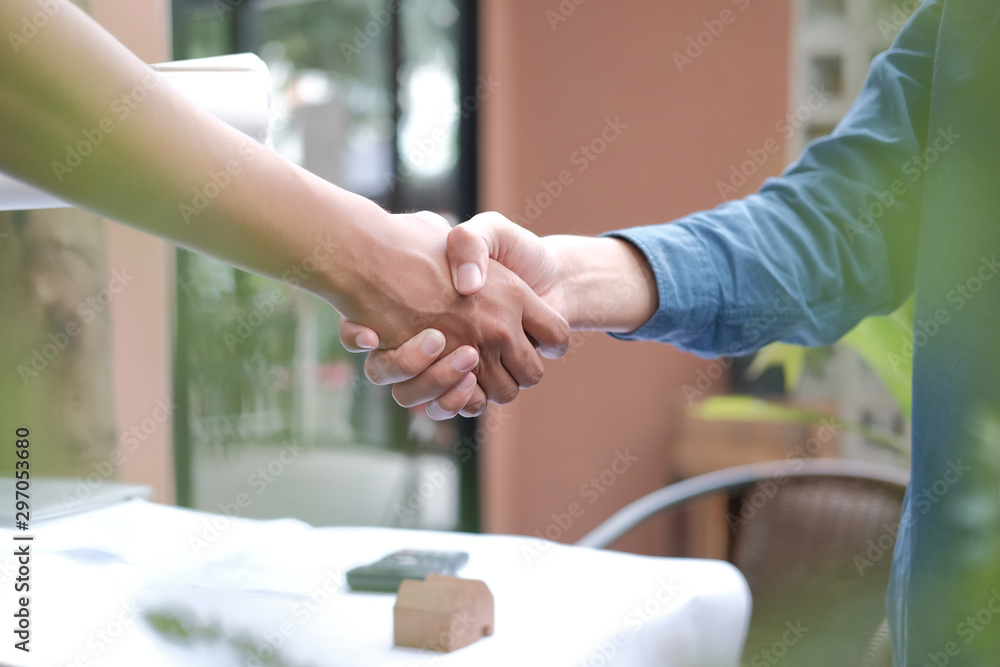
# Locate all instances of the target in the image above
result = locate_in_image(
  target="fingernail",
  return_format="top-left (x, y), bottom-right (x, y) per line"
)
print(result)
top-left (421, 331), bottom-right (446, 356)
top-left (453, 347), bottom-right (479, 372)
top-left (457, 263), bottom-right (483, 292)
top-left (457, 373), bottom-right (477, 392)
top-left (355, 333), bottom-right (375, 350)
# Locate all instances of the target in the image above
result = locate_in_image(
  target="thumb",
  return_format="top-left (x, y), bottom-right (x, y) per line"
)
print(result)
top-left (447, 211), bottom-right (528, 295)
top-left (447, 224), bottom-right (491, 295)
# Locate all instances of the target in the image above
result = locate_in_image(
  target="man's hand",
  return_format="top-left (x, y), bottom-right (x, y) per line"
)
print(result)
top-left (333, 211), bottom-right (569, 410)
top-left (340, 211), bottom-right (657, 419)
top-left (340, 324), bottom-right (488, 419)
top-left (446, 212), bottom-right (569, 311)
top-left (341, 212), bottom-right (571, 419)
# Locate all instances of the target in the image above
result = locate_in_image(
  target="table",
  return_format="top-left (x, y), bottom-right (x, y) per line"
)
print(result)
top-left (0, 500), bottom-right (750, 666)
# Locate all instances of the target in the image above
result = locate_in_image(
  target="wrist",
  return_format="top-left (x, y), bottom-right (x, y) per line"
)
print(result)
top-left (313, 207), bottom-right (454, 346)
top-left (559, 236), bottom-right (657, 333)
top-left (304, 186), bottom-right (395, 315)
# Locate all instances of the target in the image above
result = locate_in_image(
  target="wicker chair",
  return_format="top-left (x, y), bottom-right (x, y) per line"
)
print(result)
top-left (577, 459), bottom-right (908, 667)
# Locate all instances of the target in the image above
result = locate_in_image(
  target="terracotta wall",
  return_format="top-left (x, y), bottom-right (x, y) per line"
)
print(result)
top-left (478, 0), bottom-right (792, 554)
top-left (90, 0), bottom-right (175, 503)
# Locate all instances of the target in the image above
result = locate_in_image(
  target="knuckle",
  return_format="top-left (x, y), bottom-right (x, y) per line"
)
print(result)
top-left (492, 383), bottom-right (519, 405)
top-left (520, 359), bottom-right (544, 388)
top-left (462, 395), bottom-right (487, 417)
top-left (395, 357), bottom-right (422, 379)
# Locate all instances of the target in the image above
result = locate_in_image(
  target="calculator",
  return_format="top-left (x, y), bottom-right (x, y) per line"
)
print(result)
top-left (346, 549), bottom-right (470, 593)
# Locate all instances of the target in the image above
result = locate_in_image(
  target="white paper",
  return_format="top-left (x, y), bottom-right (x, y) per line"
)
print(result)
top-left (0, 53), bottom-right (272, 212)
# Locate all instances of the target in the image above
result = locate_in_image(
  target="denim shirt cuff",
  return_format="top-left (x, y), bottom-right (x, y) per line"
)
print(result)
top-left (601, 222), bottom-right (719, 343)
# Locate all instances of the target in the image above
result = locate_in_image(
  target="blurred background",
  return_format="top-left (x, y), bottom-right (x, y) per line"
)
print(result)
top-left (0, 0), bottom-right (912, 557)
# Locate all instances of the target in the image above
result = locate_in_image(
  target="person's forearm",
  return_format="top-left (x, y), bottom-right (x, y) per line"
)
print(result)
top-left (553, 235), bottom-right (658, 333)
top-left (0, 0), bottom-right (382, 309)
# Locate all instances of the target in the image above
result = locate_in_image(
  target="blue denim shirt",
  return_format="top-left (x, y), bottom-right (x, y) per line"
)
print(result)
top-left (608, 2), bottom-right (1000, 663)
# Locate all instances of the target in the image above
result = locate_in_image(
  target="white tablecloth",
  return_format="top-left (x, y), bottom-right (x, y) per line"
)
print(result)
top-left (0, 500), bottom-right (750, 667)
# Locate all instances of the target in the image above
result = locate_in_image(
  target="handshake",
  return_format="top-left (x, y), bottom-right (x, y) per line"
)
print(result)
top-left (331, 210), bottom-right (658, 420)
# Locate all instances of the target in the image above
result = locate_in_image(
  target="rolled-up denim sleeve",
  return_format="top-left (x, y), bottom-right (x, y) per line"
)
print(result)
top-left (606, 1), bottom-right (942, 358)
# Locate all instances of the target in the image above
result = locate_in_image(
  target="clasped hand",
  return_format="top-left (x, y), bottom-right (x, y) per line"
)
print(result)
top-left (339, 211), bottom-right (658, 420)
top-left (335, 211), bottom-right (570, 417)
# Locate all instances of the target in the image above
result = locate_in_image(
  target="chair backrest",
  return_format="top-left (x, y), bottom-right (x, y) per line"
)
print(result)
top-left (732, 476), bottom-right (904, 666)
top-left (576, 459), bottom-right (908, 667)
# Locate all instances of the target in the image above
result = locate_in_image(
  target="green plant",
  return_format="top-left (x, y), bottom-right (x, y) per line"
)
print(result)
top-left (690, 296), bottom-right (915, 456)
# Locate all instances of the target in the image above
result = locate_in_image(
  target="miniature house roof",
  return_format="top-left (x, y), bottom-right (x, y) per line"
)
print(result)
top-left (396, 575), bottom-right (493, 613)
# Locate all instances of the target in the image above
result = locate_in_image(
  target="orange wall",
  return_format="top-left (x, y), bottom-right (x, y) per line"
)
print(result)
top-left (479, 0), bottom-right (792, 554)
top-left (90, 0), bottom-right (175, 503)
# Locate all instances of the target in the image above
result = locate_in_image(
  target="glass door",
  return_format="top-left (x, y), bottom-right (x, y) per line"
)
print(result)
top-left (170, 0), bottom-right (479, 531)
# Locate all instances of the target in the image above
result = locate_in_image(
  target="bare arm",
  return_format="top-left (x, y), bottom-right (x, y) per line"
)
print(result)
top-left (0, 1), bottom-right (568, 401)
